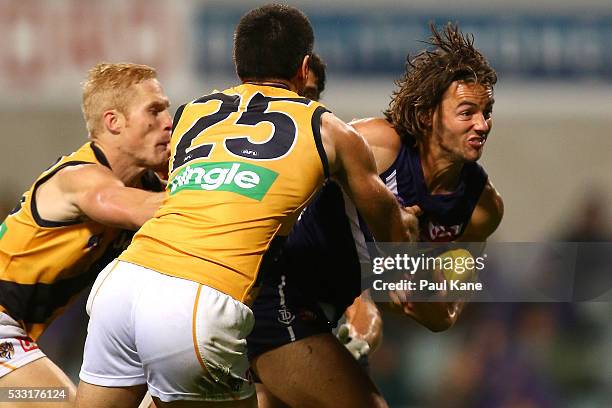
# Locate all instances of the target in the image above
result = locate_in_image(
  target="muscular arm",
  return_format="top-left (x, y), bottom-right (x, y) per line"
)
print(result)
top-left (458, 180), bottom-right (504, 241)
top-left (324, 116), bottom-right (410, 352)
top-left (36, 164), bottom-right (164, 230)
top-left (321, 112), bottom-right (419, 243)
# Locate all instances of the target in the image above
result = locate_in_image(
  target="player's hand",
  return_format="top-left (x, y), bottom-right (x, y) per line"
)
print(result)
top-left (401, 205), bottom-right (422, 242)
top-left (337, 323), bottom-right (371, 360)
top-left (386, 272), bottom-right (415, 314)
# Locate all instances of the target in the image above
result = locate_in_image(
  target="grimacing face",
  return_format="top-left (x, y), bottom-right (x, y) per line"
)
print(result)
top-left (122, 78), bottom-right (172, 168)
top-left (429, 80), bottom-right (494, 163)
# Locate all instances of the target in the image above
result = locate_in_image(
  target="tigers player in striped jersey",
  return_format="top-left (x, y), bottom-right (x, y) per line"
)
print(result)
top-left (76, 4), bottom-right (420, 408)
top-left (0, 62), bottom-right (171, 407)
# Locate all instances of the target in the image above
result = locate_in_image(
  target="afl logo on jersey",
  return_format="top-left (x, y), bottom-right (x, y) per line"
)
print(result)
top-left (277, 306), bottom-right (295, 325)
top-left (241, 149), bottom-right (259, 157)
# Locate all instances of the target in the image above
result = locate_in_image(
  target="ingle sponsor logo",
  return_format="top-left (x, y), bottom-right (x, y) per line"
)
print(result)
top-left (169, 162), bottom-right (278, 201)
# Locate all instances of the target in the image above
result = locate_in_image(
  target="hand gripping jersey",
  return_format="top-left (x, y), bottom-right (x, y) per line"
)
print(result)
top-left (120, 84), bottom-right (329, 304)
top-left (264, 134), bottom-right (488, 320)
top-left (0, 142), bottom-right (162, 340)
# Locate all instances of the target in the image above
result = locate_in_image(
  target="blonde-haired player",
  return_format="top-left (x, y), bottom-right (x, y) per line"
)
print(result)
top-left (0, 62), bottom-right (171, 406)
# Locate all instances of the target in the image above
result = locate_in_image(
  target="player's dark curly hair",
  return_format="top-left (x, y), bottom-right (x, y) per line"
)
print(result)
top-left (307, 53), bottom-right (326, 100)
top-left (234, 4), bottom-right (314, 81)
top-left (384, 22), bottom-right (497, 142)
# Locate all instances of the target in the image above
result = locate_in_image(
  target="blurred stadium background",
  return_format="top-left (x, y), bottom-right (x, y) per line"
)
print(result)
top-left (2, 0), bottom-right (612, 406)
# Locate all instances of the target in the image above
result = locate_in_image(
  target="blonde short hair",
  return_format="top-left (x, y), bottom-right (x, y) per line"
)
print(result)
top-left (82, 62), bottom-right (157, 137)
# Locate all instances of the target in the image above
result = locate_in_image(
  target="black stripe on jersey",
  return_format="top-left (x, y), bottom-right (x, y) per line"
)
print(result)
top-left (139, 170), bottom-right (165, 192)
top-left (0, 269), bottom-right (98, 324)
top-left (30, 161), bottom-right (95, 228)
top-left (311, 106), bottom-right (330, 179)
top-left (90, 142), bottom-right (112, 170)
top-left (172, 104), bottom-right (186, 134)
top-left (9, 195), bottom-right (26, 216)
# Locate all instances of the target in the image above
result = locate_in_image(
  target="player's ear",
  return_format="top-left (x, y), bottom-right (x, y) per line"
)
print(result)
top-left (299, 55), bottom-right (310, 82)
top-left (293, 54), bottom-right (310, 95)
top-left (102, 109), bottom-right (124, 135)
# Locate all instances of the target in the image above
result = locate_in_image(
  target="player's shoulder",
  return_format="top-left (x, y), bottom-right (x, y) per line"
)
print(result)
top-left (481, 179), bottom-right (504, 218)
top-left (349, 117), bottom-right (392, 134)
top-left (57, 162), bottom-right (114, 179)
top-left (349, 117), bottom-right (401, 151)
top-left (461, 179), bottom-right (503, 241)
top-left (349, 117), bottom-right (402, 173)
top-left (320, 111), bottom-right (359, 138)
top-left (54, 163), bottom-right (121, 193)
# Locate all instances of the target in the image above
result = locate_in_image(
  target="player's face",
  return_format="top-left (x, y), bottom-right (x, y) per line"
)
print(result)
top-left (430, 81), bottom-right (494, 162)
top-left (123, 79), bottom-right (172, 168)
top-left (303, 69), bottom-right (320, 101)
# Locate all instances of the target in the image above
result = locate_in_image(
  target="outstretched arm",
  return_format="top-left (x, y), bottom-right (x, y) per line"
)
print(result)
top-left (321, 112), bottom-right (420, 243)
top-left (36, 164), bottom-right (164, 230)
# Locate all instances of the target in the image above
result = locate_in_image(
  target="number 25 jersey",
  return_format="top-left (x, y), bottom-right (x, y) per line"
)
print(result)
top-left (121, 84), bottom-right (329, 304)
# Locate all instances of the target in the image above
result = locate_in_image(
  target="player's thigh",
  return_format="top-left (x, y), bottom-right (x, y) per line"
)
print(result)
top-left (151, 394), bottom-right (257, 408)
top-left (252, 333), bottom-right (388, 408)
top-left (255, 383), bottom-right (289, 408)
top-left (76, 380), bottom-right (148, 408)
top-left (0, 356), bottom-right (76, 407)
top-left (137, 392), bottom-right (155, 408)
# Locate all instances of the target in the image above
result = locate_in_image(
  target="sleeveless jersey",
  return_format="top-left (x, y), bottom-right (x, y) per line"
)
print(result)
top-left (121, 84), bottom-right (329, 304)
top-left (274, 134), bottom-right (488, 317)
top-left (0, 142), bottom-right (151, 340)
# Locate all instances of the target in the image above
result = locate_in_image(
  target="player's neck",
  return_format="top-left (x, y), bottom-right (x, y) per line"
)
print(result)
top-left (418, 143), bottom-right (464, 195)
top-left (243, 79), bottom-right (295, 92)
top-left (90, 140), bottom-right (145, 187)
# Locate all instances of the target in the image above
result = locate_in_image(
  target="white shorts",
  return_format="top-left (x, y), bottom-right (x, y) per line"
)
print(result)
top-left (0, 313), bottom-right (45, 378)
top-left (80, 260), bottom-right (255, 402)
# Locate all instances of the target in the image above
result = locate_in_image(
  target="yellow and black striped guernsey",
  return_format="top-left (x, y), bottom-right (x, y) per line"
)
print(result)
top-left (0, 142), bottom-right (161, 340)
top-left (121, 84), bottom-right (329, 305)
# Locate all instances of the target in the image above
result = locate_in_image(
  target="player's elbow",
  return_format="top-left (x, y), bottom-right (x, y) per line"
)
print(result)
top-left (423, 316), bottom-right (455, 332)
top-left (420, 304), bottom-right (460, 332)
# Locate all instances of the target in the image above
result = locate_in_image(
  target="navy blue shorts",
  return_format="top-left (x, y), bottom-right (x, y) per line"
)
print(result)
top-left (247, 274), bottom-right (338, 362)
